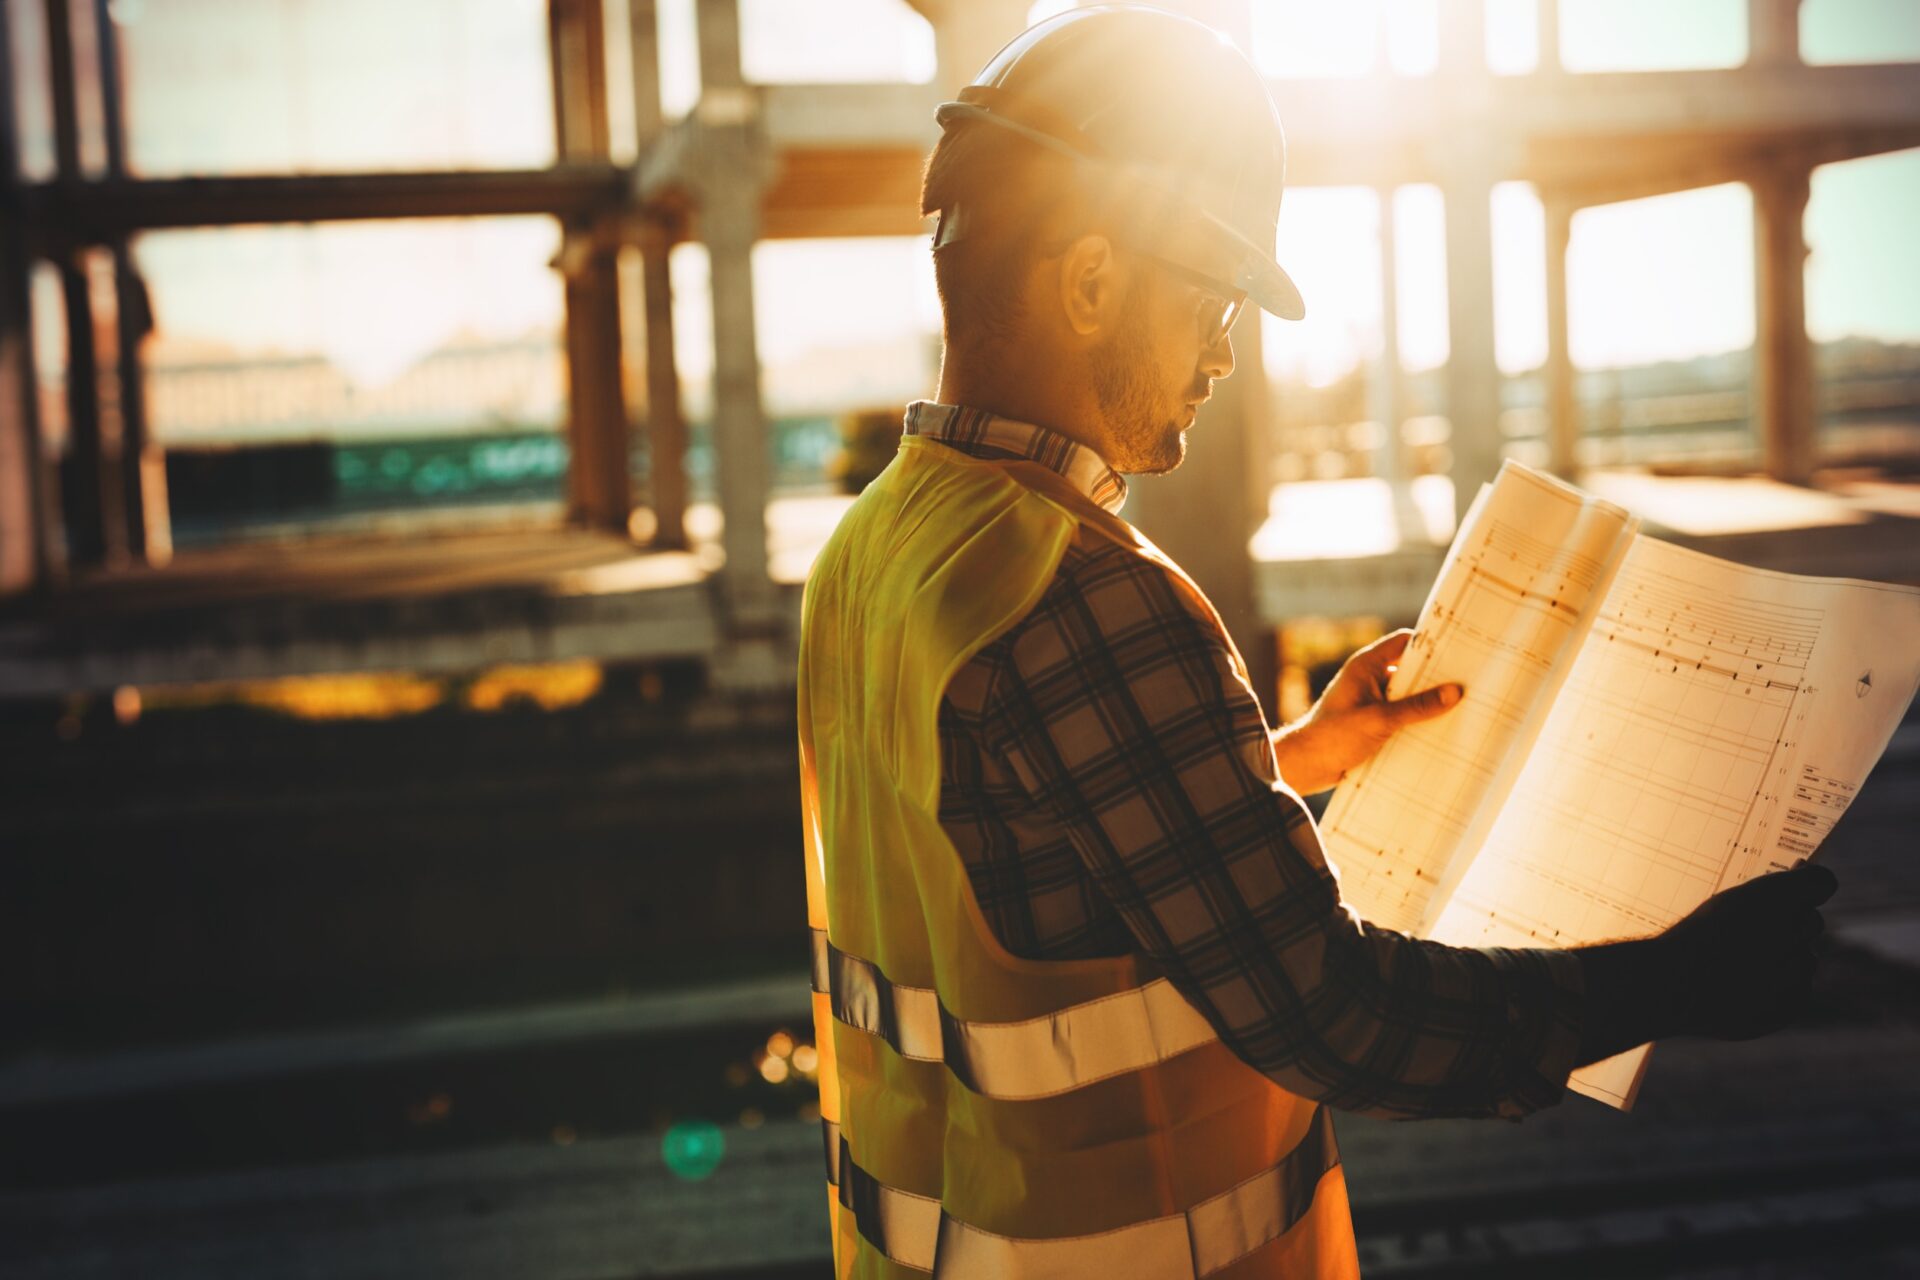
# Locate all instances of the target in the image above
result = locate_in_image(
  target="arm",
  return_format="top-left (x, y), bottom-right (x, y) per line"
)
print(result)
top-left (1269, 631), bottom-right (1838, 1065)
top-left (978, 547), bottom-right (1584, 1120)
top-left (1573, 864), bottom-right (1836, 1066)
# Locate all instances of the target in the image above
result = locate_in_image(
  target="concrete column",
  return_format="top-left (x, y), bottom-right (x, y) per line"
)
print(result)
top-left (694, 0), bottom-right (776, 625)
top-left (628, 0), bottom-right (665, 140)
top-left (549, 0), bottom-right (632, 534)
top-left (1747, 0), bottom-right (1802, 67)
top-left (0, 5), bottom-right (55, 592)
top-left (0, 238), bottom-right (50, 594)
top-left (1752, 165), bottom-right (1816, 484)
top-left (44, 0), bottom-right (123, 569)
top-left (1118, 0), bottom-right (1278, 718)
top-left (96, 0), bottom-right (162, 563)
top-left (908, 0), bottom-right (1030, 95)
top-left (1440, 177), bottom-right (1502, 521)
top-left (1537, 0), bottom-right (1562, 74)
top-left (1372, 185), bottom-right (1424, 542)
top-left (629, 0), bottom-right (689, 549)
top-left (637, 224), bottom-right (690, 550)
top-left (1543, 194), bottom-right (1579, 478)
top-left (1438, 5), bottom-right (1503, 524)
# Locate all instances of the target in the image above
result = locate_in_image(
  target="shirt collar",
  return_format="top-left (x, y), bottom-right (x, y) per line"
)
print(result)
top-left (902, 401), bottom-right (1129, 515)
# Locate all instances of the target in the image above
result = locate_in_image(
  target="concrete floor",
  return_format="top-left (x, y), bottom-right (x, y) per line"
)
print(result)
top-left (3, 728), bottom-right (1916, 1278)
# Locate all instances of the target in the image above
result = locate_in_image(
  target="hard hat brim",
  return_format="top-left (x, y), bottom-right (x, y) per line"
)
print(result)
top-left (933, 100), bottom-right (1307, 323)
top-left (1201, 207), bottom-right (1307, 323)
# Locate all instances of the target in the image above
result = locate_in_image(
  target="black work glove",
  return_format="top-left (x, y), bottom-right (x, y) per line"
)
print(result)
top-left (1656, 863), bottom-right (1837, 1041)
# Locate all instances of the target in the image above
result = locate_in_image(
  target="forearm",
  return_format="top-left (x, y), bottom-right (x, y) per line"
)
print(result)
top-left (1572, 936), bottom-right (1686, 1067)
top-left (1269, 723), bottom-right (1342, 796)
top-left (1174, 901), bottom-right (1588, 1121)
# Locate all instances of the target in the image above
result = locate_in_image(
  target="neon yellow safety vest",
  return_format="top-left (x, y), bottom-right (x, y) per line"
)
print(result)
top-left (799, 436), bottom-right (1360, 1279)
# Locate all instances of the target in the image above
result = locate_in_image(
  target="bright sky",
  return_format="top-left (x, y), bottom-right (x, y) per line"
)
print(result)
top-left (17, 0), bottom-right (1913, 400)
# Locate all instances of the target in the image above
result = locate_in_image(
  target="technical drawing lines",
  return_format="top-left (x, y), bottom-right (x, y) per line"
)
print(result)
top-left (1481, 518), bottom-right (1610, 591)
top-left (1601, 572), bottom-right (1823, 671)
top-left (1422, 561), bottom-right (1590, 681)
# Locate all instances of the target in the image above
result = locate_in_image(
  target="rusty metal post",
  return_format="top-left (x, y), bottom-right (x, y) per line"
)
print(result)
top-left (549, 0), bottom-right (631, 534)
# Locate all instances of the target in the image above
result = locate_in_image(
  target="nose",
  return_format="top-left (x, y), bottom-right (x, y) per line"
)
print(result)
top-left (1201, 330), bottom-right (1235, 382)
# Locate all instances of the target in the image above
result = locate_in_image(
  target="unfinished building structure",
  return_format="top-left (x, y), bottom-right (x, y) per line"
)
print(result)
top-left (2, 0), bottom-right (1916, 705)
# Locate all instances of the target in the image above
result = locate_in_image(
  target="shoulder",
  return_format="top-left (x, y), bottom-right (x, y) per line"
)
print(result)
top-left (989, 524), bottom-right (1235, 688)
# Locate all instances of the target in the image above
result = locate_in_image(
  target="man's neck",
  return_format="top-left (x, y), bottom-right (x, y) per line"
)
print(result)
top-left (936, 354), bottom-right (1112, 468)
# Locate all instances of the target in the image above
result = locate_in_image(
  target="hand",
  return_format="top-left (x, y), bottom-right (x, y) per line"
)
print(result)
top-left (1271, 630), bottom-right (1464, 795)
top-left (1657, 863), bottom-right (1837, 1041)
top-left (1573, 863), bottom-right (1837, 1066)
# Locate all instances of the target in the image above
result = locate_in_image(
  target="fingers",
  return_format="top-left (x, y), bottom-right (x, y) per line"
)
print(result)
top-left (1795, 863), bottom-right (1840, 905)
top-left (1775, 863), bottom-right (1840, 907)
top-left (1366, 630), bottom-right (1414, 664)
top-left (1383, 682), bottom-right (1464, 728)
top-left (1735, 863), bottom-right (1839, 910)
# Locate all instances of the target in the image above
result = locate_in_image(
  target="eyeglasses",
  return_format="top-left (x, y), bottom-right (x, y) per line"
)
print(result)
top-left (1132, 251), bottom-right (1247, 348)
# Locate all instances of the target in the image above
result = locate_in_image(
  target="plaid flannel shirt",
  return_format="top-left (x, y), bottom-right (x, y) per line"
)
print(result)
top-left (912, 400), bottom-right (1586, 1120)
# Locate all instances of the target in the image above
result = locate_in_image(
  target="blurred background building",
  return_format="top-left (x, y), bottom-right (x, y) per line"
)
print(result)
top-left (2, 1), bottom-right (1918, 1277)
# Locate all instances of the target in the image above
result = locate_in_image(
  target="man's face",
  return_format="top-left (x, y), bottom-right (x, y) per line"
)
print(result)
top-left (1091, 258), bottom-right (1238, 475)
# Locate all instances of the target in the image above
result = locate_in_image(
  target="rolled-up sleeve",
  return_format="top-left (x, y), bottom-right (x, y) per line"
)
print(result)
top-left (975, 539), bottom-right (1585, 1120)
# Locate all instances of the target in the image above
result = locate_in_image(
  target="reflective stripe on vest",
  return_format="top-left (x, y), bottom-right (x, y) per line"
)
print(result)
top-left (811, 928), bottom-right (1221, 1100)
top-left (821, 1108), bottom-right (1339, 1277)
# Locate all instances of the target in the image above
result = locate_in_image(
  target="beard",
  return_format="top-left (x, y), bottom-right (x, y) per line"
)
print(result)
top-left (1090, 283), bottom-right (1188, 475)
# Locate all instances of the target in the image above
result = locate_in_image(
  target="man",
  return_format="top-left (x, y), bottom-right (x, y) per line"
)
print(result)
top-left (797, 8), bottom-right (1834, 1276)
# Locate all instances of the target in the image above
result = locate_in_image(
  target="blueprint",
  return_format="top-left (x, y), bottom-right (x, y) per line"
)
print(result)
top-left (1320, 461), bottom-right (1920, 1109)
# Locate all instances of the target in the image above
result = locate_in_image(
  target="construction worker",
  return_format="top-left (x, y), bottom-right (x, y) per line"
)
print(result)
top-left (797, 7), bottom-right (1836, 1276)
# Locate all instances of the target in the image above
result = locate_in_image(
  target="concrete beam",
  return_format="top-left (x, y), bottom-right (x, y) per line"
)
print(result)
top-left (1537, 123), bottom-right (1920, 211)
top-left (760, 83), bottom-right (942, 150)
top-left (20, 170), bottom-right (625, 238)
top-left (732, 64), bottom-right (1920, 197)
top-left (1498, 63), bottom-right (1920, 140)
top-left (22, 74), bottom-right (1919, 245)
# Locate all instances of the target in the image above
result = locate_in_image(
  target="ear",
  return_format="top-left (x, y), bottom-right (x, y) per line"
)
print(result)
top-left (1056, 234), bottom-right (1121, 337)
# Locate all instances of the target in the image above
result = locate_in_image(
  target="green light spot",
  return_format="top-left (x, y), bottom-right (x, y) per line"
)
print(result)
top-left (661, 1119), bottom-right (725, 1181)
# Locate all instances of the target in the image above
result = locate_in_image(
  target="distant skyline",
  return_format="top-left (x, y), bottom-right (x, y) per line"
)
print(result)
top-left (11, 0), bottom-right (1918, 412)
